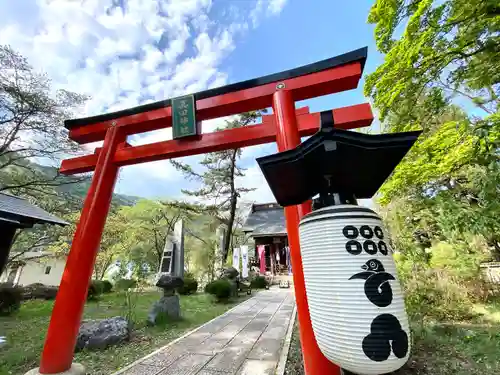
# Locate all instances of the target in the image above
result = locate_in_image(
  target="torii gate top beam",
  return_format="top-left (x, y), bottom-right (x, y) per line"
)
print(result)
top-left (60, 47), bottom-right (372, 175)
top-left (64, 47), bottom-right (367, 144)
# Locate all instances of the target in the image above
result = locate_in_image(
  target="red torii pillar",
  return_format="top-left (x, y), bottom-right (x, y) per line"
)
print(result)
top-left (34, 47), bottom-right (372, 375)
top-left (273, 89), bottom-right (340, 375)
top-left (37, 126), bottom-right (125, 374)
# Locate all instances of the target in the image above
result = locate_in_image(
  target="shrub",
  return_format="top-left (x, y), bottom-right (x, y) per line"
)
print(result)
top-left (101, 280), bottom-right (113, 293)
top-left (92, 280), bottom-right (106, 294)
top-left (429, 240), bottom-right (486, 279)
top-left (23, 283), bottom-right (58, 300)
top-left (398, 259), bottom-right (482, 322)
top-left (115, 278), bottom-right (137, 291)
top-left (87, 284), bottom-right (98, 300)
top-left (205, 279), bottom-right (232, 302)
top-left (178, 276), bottom-right (198, 295)
top-left (0, 284), bottom-right (23, 316)
top-left (87, 280), bottom-right (106, 301)
top-left (250, 275), bottom-right (268, 289)
top-left (25, 282), bottom-right (45, 288)
top-left (404, 269), bottom-right (472, 321)
top-left (39, 286), bottom-right (58, 300)
top-left (22, 283), bottom-right (44, 300)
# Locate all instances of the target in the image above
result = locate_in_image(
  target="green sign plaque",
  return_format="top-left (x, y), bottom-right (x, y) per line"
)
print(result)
top-left (172, 95), bottom-right (199, 139)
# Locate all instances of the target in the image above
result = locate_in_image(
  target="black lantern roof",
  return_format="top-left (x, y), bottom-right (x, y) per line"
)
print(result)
top-left (256, 114), bottom-right (421, 207)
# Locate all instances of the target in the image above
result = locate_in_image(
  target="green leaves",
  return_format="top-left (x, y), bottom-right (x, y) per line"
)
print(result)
top-left (379, 119), bottom-right (473, 203)
top-left (368, 0), bottom-right (500, 286)
top-left (1, 45), bottom-right (88, 193)
top-left (366, 0), bottom-right (500, 120)
top-left (368, 0), bottom-right (403, 53)
top-left (368, 0), bottom-right (500, 324)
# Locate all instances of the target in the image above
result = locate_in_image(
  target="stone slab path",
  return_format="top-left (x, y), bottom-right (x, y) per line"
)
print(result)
top-left (116, 289), bottom-right (295, 375)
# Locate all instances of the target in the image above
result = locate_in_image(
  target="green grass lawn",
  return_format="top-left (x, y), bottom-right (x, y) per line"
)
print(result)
top-left (0, 291), bottom-right (248, 375)
top-left (284, 301), bottom-right (500, 375)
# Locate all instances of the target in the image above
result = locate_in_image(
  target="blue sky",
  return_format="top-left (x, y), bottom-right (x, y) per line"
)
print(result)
top-left (0, 0), bottom-right (380, 206)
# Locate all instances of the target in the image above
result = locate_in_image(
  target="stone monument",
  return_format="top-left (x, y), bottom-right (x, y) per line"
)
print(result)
top-left (147, 220), bottom-right (185, 325)
top-left (215, 225), bottom-right (226, 272)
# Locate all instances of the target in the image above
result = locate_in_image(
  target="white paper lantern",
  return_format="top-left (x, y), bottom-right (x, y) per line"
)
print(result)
top-left (299, 204), bottom-right (410, 375)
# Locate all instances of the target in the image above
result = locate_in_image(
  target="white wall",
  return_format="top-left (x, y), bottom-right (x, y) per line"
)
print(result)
top-left (0, 257), bottom-right (66, 286)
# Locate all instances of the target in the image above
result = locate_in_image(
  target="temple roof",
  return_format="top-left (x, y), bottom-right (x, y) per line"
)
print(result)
top-left (242, 203), bottom-right (286, 237)
top-left (0, 192), bottom-right (68, 228)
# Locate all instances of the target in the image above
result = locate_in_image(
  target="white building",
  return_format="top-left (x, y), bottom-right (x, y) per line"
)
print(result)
top-left (0, 251), bottom-right (67, 286)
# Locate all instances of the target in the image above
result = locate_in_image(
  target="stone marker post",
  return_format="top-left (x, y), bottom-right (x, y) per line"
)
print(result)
top-left (173, 219), bottom-right (184, 279)
top-left (147, 220), bottom-right (185, 325)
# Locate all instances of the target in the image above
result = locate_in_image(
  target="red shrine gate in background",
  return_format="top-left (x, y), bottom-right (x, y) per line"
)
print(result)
top-left (39, 48), bottom-right (373, 375)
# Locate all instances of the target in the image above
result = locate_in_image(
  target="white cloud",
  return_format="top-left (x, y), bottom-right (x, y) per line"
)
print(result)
top-left (0, 0), bottom-right (290, 199)
top-left (0, 0), bottom-right (228, 118)
top-left (237, 165), bottom-right (276, 204)
top-left (241, 143), bottom-right (277, 161)
top-left (359, 199), bottom-right (375, 209)
top-left (250, 0), bottom-right (288, 27)
top-left (268, 0), bottom-right (288, 15)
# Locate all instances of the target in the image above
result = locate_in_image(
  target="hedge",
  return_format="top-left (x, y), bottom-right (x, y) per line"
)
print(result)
top-left (250, 276), bottom-right (268, 289)
top-left (178, 277), bottom-right (198, 295)
top-left (87, 280), bottom-right (106, 300)
top-left (205, 279), bottom-right (232, 302)
top-left (0, 283), bottom-right (23, 316)
top-left (23, 283), bottom-right (58, 300)
top-left (101, 280), bottom-right (113, 293)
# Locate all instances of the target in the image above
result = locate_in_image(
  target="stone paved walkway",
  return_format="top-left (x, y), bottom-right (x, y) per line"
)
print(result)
top-left (117, 289), bottom-right (295, 375)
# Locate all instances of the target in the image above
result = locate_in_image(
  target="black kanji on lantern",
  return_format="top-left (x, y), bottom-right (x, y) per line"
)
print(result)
top-left (343, 225), bottom-right (359, 239)
top-left (374, 226), bottom-right (384, 239)
top-left (346, 240), bottom-right (362, 255)
top-left (378, 241), bottom-right (388, 255)
top-left (363, 240), bottom-right (378, 255)
top-left (349, 259), bottom-right (395, 307)
top-left (347, 253), bottom-right (409, 362)
top-left (360, 225), bottom-right (374, 239)
top-left (362, 314), bottom-right (409, 362)
top-left (342, 225), bottom-right (388, 256)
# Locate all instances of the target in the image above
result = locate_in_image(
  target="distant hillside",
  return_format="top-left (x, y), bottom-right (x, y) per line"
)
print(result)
top-left (0, 156), bottom-right (140, 207)
top-left (36, 163), bottom-right (140, 207)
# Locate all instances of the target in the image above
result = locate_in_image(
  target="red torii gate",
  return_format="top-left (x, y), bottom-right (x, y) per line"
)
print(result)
top-left (38, 47), bottom-right (373, 375)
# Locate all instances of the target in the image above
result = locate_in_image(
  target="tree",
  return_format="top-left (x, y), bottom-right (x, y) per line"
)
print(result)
top-left (170, 112), bottom-right (259, 263)
top-left (365, 0), bottom-right (500, 322)
top-left (118, 199), bottom-right (195, 277)
top-left (366, 0), bottom-right (500, 261)
top-left (183, 215), bottom-right (221, 283)
top-left (92, 210), bottom-right (129, 280)
top-left (0, 45), bottom-right (88, 197)
top-left (365, 0), bottom-right (499, 122)
top-left (0, 45), bottom-right (89, 273)
top-left (375, 96), bottom-right (500, 256)
top-left (49, 208), bottom-right (129, 280)
top-left (230, 201), bottom-right (254, 249)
